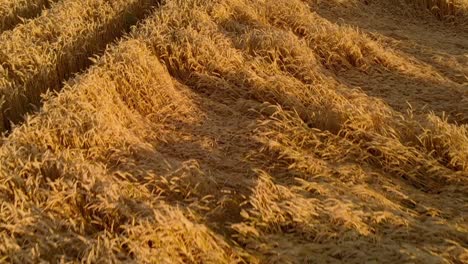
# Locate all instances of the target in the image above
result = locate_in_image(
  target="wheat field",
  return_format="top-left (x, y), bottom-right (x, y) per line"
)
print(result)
top-left (0, 0), bottom-right (467, 263)
top-left (0, 0), bottom-right (157, 131)
top-left (0, 0), bottom-right (59, 32)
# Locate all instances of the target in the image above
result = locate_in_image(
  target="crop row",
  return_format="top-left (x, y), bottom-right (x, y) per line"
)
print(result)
top-left (0, 0), bottom-right (59, 32)
top-left (0, 0), bottom-right (158, 131)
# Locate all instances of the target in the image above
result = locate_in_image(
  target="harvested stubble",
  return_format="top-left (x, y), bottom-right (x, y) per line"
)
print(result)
top-left (0, 0), bottom-right (57, 32)
top-left (358, 0), bottom-right (468, 23)
top-left (0, 0), bottom-right (158, 132)
top-left (1, 0), bottom-right (468, 262)
top-left (398, 0), bottom-right (468, 17)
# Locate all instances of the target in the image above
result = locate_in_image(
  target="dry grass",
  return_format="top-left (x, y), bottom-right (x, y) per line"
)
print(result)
top-left (0, 0), bottom-right (467, 262)
top-left (0, 0), bottom-right (58, 32)
top-left (0, 0), bottom-right (158, 132)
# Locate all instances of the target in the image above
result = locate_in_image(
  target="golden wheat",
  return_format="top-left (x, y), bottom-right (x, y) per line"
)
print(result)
top-left (0, 35), bottom-right (239, 262)
top-left (0, 0), bottom-right (158, 132)
top-left (0, 0), bottom-right (58, 32)
top-left (0, 0), bottom-right (467, 262)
